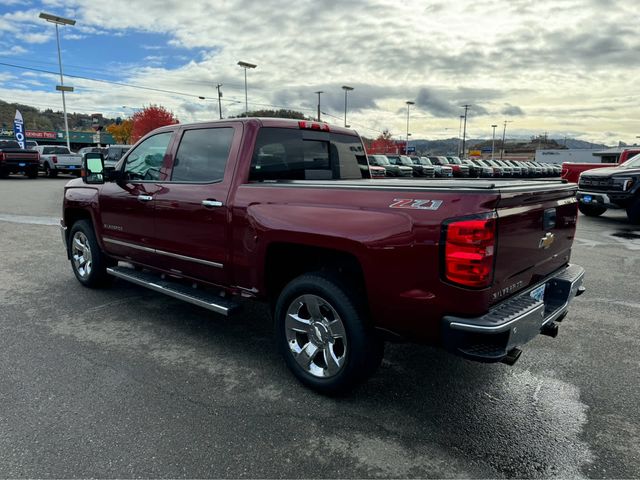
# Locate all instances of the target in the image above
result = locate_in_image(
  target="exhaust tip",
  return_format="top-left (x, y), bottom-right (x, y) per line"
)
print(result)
top-left (501, 347), bottom-right (522, 366)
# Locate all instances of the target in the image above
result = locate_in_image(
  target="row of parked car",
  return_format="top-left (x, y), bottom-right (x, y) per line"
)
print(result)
top-left (24, 144), bottom-right (130, 178)
top-left (368, 154), bottom-right (562, 178)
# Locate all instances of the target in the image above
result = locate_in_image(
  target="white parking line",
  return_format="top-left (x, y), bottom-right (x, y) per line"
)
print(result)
top-left (0, 214), bottom-right (59, 226)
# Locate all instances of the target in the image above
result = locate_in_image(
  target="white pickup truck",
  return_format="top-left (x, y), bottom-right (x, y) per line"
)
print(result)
top-left (35, 145), bottom-right (82, 177)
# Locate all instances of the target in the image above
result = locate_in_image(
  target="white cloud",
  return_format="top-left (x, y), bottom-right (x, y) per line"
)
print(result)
top-left (18, 32), bottom-right (51, 44)
top-left (5, 45), bottom-right (28, 56)
top-left (0, 0), bottom-right (638, 144)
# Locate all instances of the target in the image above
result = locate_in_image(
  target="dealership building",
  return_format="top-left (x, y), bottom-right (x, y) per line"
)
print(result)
top-left (0, 129), bottom-right (115, 150)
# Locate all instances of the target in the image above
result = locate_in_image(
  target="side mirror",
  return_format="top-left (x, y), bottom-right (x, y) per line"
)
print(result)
top-left (82, 152), bottom-right (105, 184)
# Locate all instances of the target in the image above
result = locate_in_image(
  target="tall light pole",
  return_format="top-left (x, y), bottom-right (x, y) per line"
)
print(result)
top-left (461, 104), bottom-right (471, 158)
top-left (216, 84), bottom-right (223, 119)
top-left (458, 115), bottom-right (464, 156)
top-left (405, 101), bottom-right (415, 155)
top-left (237, 61), bottom-right (257, 117)
top-left (39, 12), bottom-right (75, 151)
top-left (314, 91), bottom-right (323, 122)
top-left (342, 85), bottom-right (354, 127)
top-left (500, 120), bottom-right (513, 160)
top-left (491, 124), bottom-right (498, 160)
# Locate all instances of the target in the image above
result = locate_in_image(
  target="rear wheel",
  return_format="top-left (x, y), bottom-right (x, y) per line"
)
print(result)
top-left (578, 203), bottom-right (607, 217)
top-left (68, 220), bottom-right (113, 288)
top-left (45, 163), bottom-right (58, 178)
top-left (275, 272), bottom-right (383, 395)
top-left (626, 198), bottom-right (640, 224)
top-left (26, 167), bottom-right (38, 179)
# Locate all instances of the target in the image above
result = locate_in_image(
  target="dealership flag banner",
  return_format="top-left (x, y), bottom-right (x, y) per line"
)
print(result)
top-left (13, 110), bottom-right (25, 149)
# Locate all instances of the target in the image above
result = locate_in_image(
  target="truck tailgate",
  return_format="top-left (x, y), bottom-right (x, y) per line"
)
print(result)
top-left (492, 183), bottom-right (578, 304)
top-left (55, 154), bottom-right (82, 166)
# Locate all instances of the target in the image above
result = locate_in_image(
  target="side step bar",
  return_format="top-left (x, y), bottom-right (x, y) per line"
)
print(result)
top-left (106, 266), bottom-right (240, 316)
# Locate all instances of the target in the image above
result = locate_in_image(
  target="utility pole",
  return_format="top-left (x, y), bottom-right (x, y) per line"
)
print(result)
top-left (314, 91), bottom-right (323, 122)
top-left (458, 115), bottom-right (464, 156)
top-left (461, 104), bottom-right (471, 158)
top-left (491, 124), bottom-right (498, 160)
top-left (500, 120), bottom-right (512, 160)
top-left (216, 84), bottom-right (223, 119)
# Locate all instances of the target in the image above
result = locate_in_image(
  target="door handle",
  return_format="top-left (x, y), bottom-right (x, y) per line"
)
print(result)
top-left (137, 194), bottom-right (153, 202)
top-left (202, 199), bottom-right (223, 208)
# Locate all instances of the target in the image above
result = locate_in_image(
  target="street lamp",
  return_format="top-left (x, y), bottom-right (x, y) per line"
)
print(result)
top-left (405, 101), bottom-right (415, 155)
top-left (39, 12), bottom-right (75, 151)
top-left (342, 85), bottom-right (354, 127)
top-left (491, 124), bottom-right (498, 160)
top-left (314, 91), bottom-right (324, 122)
top-left (500, 120), bottom-right (513, 160)
top-left (237, 61), bottom-right (257, 117)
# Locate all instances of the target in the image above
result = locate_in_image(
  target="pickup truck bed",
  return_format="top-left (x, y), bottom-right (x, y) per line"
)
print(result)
top-left (61, 118), bottom-right (585, 393)
top-left (0, 144), bottom-right (40, 179)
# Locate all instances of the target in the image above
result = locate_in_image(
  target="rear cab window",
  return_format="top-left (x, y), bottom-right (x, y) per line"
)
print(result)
top-left (249, 128), bottom-right (369, 182)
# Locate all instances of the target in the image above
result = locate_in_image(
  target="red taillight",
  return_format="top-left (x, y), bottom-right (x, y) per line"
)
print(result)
top-left (52, 155), bottom-right (58, 164)
top-left (444, 216), bottom-right (496, 288)
top-left (298, 121), bottom-right (330, 132)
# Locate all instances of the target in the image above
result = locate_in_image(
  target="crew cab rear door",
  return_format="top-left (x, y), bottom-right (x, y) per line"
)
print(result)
top-left (151, 123), bottom-right (242, 286)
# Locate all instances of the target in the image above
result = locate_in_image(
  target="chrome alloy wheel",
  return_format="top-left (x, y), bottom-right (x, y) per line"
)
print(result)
top-left (71, 231), bottom-right (92, 279)
top-left (285, 294), bottom-right (348, 378)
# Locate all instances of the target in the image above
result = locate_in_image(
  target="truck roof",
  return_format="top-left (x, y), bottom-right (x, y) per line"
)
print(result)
top-left (151, 117), bottom-right (359, 136)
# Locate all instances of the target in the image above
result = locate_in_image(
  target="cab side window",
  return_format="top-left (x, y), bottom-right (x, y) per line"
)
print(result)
top-left (124, 132), bottom-right (173, 181)
top-left (171, 128), bottom-right (234, 183)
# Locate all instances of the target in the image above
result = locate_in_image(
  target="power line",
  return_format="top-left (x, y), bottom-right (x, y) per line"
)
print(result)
top-left (0, 60), bottom-right (388, 136)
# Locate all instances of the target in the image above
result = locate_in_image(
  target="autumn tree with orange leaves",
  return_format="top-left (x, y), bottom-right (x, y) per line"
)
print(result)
top-left (106, 119), bottom-right (133, 144)
top-left (131, 105), bottom-right (179, 142)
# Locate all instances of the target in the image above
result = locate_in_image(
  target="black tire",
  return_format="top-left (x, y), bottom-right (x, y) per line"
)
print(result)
top-left (68, 220), bottom-right (113, 288)
top-left (0, 169), bottom-right (8, 179)
top-left (578, 203), bottom-right (607, 217)
top-left (275, 272), bottom-right (383, 395)
top-left (626, 198), bottom-right (640, 224)
top-left (26, 168), bottom-right (38, 179)
top-left (45, 163), bottom-right (58, 178)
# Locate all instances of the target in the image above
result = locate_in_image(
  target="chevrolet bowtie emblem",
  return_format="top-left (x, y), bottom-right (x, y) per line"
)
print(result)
top-left (539, 232), bottom-right (555, 249)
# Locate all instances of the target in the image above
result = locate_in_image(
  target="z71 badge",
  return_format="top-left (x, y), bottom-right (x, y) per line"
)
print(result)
top-left (389, 199), bottom-right (443, 211)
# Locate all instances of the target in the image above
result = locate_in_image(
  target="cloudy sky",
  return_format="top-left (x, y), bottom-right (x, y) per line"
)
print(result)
top-left (0, 0), bottom-right (638, 144)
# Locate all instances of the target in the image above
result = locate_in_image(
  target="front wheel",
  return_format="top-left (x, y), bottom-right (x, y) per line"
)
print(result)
top-left (275, 272), bottom-right (383, 395)
top-left (68, 220), bottom-right (113, 288)
top-left (578, 203), bottom-right (607, 217)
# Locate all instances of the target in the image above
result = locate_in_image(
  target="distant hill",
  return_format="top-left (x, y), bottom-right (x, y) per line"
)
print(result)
top-left (0, 99), bottom-right (116, 132)
top-left (408, 137), bottom-right (609, 155)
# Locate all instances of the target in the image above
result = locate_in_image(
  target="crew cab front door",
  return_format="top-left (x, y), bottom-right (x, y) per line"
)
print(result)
top-left (151, 124), bottom-right (241, 286)
top-left (99, 131), bottom-right (175, 265)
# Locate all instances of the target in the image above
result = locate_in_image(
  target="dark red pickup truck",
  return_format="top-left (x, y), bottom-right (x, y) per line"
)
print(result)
top-left (0, 140), bottom-right (40, 178)
top-left (61, 118), bottom-right (585, 393)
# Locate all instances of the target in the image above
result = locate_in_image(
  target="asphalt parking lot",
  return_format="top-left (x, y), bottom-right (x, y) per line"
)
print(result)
top-left (0, 175), bottom-right (638, 478)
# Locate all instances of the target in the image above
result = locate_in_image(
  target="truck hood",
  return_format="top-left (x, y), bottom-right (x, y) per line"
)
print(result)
top-left (581, 166), bottom-right (640, 177)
